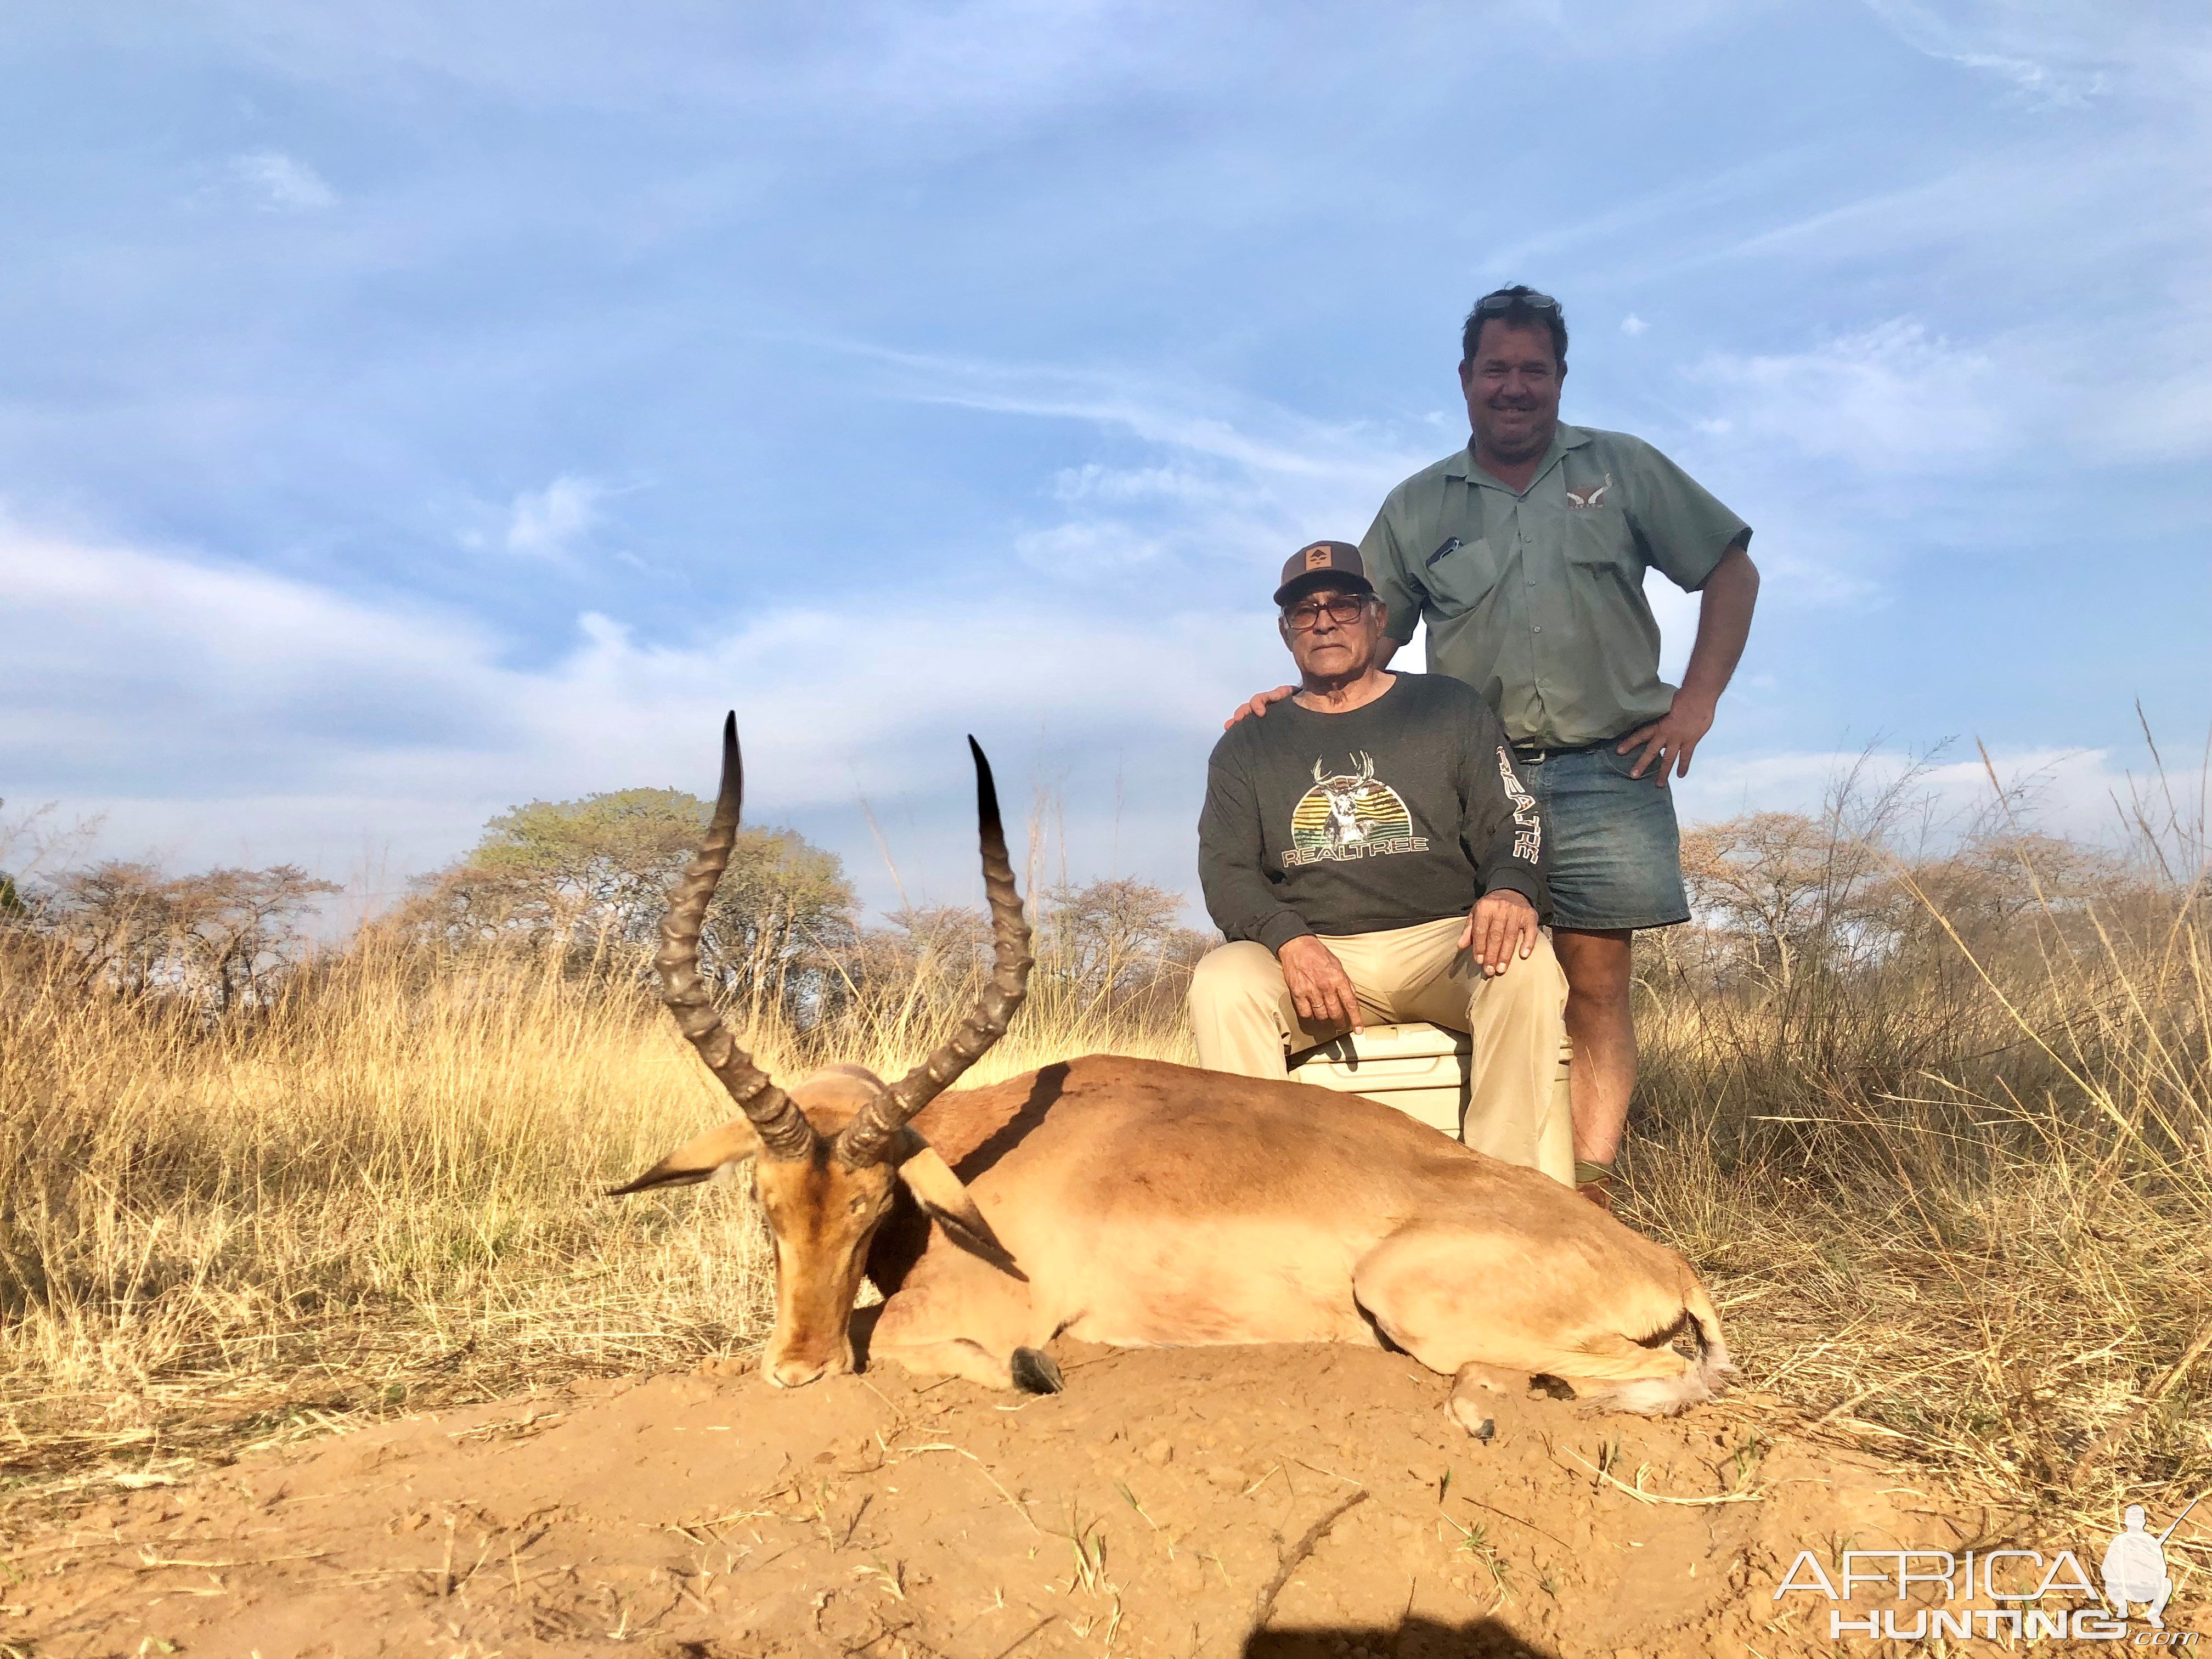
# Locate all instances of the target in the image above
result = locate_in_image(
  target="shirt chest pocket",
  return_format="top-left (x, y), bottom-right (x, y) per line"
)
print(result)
top-left (1563, 491), bottom-right (1640, 578)
top-left (1420, 535), bottom-right (1499, 614)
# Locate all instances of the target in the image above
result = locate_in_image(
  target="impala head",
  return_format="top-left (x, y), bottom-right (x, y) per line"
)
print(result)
top-left (610, 715), bottom-right (1032, 1387)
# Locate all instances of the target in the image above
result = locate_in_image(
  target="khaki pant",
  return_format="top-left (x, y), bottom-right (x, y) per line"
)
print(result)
top-left (1187, 917), bottom-right (1572, 1186)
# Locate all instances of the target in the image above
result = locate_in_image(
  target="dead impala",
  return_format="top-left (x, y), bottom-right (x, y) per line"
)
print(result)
top-left (613, 717), bottom-right (1733, 1431)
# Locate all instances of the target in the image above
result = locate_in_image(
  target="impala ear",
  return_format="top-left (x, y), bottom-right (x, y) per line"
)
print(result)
top-left (607, 1117), bottom-right (763, 1195)
top-left (890, 1130), bottom-right (1026, 1281)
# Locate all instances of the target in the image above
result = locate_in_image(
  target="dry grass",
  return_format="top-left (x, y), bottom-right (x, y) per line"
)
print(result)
top-left (1, 826), bottom-right (2205, 1556)
top-left (1626, 840), bottom-right (2211, 1553)
top-left (0, 925), bottom-right (1189, 1527)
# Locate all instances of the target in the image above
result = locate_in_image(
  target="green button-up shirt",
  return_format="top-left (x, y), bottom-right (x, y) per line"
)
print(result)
top-left (1359, 423), bottom-right (1750, 751)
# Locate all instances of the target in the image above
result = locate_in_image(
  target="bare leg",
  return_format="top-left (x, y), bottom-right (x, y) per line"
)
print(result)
top-left (1554, 929), bottom-right (1635, 1167)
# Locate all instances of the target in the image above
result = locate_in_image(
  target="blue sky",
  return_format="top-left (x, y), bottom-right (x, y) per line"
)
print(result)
top-left (4, 1), bottom-right (2207, 918)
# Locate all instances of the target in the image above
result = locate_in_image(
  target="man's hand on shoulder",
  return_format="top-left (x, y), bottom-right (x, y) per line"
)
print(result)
top-left (1617, 687), bottom-right (1717, 787)
top-left (1277, 935), bottom-right (1362, 1032)
top-left (1460, 889), bottom-right (1539, 978)
top-left (1226, 685), bottom-right (1296, 729)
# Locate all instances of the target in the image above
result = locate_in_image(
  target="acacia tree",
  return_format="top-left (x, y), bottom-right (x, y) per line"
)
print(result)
top-left (44, 860), bottom-right (339, 1012)
top-left (1678, 812), bottom-right (1887, 992)
top-left (404, 788), bottom-right (856, 1011)
top-left (1037, 877), bottom-right (1213, 1011)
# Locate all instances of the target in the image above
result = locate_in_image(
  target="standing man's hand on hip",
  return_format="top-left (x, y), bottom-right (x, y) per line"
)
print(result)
top-left (1618, 538), bottom-right (1758, 785)
top-left (1277, 935), bottom-right (1363, 1032)
top-left (1617, 689), bottom-right (1717, 786)
top-left (1460, 889), bottom-right (1539, 978)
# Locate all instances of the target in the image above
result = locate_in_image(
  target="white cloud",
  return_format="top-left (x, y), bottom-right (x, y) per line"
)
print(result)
top-left (228, 149), bottom-right (337, 211)
top-left (1051, 460), bottom-right (1250, 509)
top-left (853, 342), bottom-right (1417, 489)
top-left (1014, 519), bottom-right (1165, 572)
top-left (505, 475), bottom-right (604, 561)
top-left (847, 343), bottom-right (1426, 579)
top-left (1645, 573), bottom-right (1700, 685)
top-left (1620, 313), bottom-right (1649, 336)
top-left (1854, 0), bottom-right (2206, 108)
top-left (0, 522), bottom-right (1286, 915)
top-left (1677, 742), bottom-right (2199, 849)
top-left (1686, 319), bottom-right (2004, 471)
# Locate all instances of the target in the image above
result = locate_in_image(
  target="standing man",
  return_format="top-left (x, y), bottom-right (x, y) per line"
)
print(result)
top-left (1233, 289), bottom-right (1758, 1208)
top-left (1191, 540), bottom-right (1572, 1184)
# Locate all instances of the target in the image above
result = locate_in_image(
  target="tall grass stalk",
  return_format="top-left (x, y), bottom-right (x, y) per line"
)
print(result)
top-left (1630, 825), bottom-right (2209, 1541)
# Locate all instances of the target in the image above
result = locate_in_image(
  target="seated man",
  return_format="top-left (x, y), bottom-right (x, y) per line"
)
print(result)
top-left (1189, 539), bottom-right (1572, 1184)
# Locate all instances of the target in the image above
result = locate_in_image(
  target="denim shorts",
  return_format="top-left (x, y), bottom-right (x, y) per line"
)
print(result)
top-left (1515, 740), bottom-right (1690, 932)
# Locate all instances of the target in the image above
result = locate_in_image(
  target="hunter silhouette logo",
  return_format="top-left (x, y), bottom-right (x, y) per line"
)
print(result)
top-left (2104, 1498), bottom-right (2197, 1629)
top-left (1283, 754), bottom-right (1427, 868)
top-left (1565, 472), bottom-right (1613, 510)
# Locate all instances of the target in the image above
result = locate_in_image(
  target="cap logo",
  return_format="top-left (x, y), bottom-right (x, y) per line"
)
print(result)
top-left (1304, 546), bottom-right (1334, 571)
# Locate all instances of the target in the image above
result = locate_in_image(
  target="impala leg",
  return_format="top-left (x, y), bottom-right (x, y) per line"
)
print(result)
top-left (1445, 1363), bottom-right (1532, 1440)
top-left (870, 1334), bottom-right (1019, 1391)
top-left (1353, 1221), bottom-right (1702, 1431)
top-left (1353, 1224), bottom-right (1541, 1440)
top-left (867, 1244), bottom-right (1053, 1393)
top-left (1536, 1336), bottom-right (1709, 1418)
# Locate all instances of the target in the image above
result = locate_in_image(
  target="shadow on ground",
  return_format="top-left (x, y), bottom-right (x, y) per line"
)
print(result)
top-left (1248, 1618), bottom-right (1559, 1657)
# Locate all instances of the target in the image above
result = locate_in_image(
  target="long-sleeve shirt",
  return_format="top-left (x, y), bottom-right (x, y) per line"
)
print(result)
top-left (1197, 673), bottom-right (1547, 952)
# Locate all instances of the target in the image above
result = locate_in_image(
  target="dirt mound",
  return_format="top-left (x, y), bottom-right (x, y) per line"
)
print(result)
top-left (14, 1342), bottom-right (1964, 1657)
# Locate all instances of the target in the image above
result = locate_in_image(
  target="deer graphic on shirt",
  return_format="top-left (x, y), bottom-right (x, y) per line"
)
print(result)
top-left (1312, 752), bottom-right (1385, 851)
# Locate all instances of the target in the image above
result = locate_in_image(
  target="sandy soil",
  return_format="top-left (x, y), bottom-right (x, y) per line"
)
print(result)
top-left (8, 1331), bottom-right (2020, 1659)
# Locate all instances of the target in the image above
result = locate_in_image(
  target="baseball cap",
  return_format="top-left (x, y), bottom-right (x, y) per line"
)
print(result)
top-left (1273, 540), bottom-right (1375, 606)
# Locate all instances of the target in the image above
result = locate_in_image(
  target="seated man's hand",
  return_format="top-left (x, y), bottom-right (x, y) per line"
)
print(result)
top-left (1459, 889), bottom-right (1539, 979)
top-left (1277, 935), bottom-right (1362, 1033)
top-left (1225, 685), bottom-right (1296, 729)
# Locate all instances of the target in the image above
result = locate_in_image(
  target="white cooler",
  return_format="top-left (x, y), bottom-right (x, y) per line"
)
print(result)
top-left (1286, 1022), bottom-right (1572, 1146)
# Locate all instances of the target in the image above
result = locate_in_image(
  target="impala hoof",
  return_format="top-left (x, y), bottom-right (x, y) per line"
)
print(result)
top-left (1446, 1396), bottom-right (1497, 1442)
top-left (1011, 1347), bottom-right (1063, 1395)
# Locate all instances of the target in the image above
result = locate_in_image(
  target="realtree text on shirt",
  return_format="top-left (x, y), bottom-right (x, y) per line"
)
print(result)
top-left (1197, 673), bottom-right (1545, 952)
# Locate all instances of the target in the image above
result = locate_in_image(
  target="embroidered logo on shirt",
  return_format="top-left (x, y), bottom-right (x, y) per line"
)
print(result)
top-left (1497, 747), bottom-right (1541, 864)
top-left (1283, 753), bottom-right (1430, 868)
top-left (1565, 472), bottom-right (1613, 510)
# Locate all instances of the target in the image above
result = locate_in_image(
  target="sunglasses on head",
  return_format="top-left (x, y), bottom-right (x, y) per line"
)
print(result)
top-left (1473, 289), bottom-right (1560, 316)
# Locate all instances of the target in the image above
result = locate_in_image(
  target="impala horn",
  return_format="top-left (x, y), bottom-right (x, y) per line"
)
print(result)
top-left (834, 738), bottom-right (1032, 1167)
top-left (648, 713), bottom-right (820, 1165)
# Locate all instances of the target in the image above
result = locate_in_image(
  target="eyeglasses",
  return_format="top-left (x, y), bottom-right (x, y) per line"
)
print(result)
top-left (1283, 595), bottom-right (1372, 630)
top-left (1473, 289), bottom-right (1560, 316)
